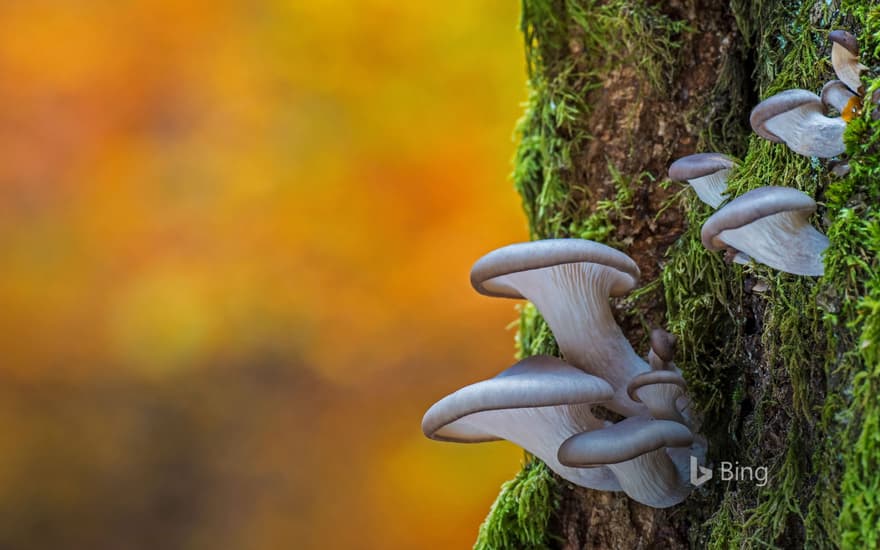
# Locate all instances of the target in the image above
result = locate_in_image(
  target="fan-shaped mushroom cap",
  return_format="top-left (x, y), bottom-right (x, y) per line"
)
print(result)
top-left (829, 30), bottom-right (867, 94)
top-left (668, 153), bottom-right (736, 207)
top-left (471, 239), bottom-right (640, 298)
top-left (821, 80), bottom-right (861, 121)
top-left (558, 416), bottom-right (694, 507)
top-left (701, 186), bottom-right (829, 276)
top-left (750, 90), bottom-right (846, 157)
top-left (627, 371), bottom-right (688, 424)
top-left (471, 239), bottom-right (648, 416)
top-left (422, 355), bottom-right (620, 490)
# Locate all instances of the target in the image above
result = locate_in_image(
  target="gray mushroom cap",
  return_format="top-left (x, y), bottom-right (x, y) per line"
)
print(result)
top-left (829, 30), bottom-right (866, 94)
top-left (649, 329), bottom-right (676, 364)
top-left (668, 153), bottom-right (736, 208)
top-left (627, 370), bottom-right (688, 424)
top-left (558, 416), bottom-right (692, 466)
top-left (471, 239), bottom-right (640, 298)
top-left (470, 239), bottom-right (649, 416)
top-left (821, 80), bottom-right (858, 114)
top-left (701, 186), bottom-right (829, 276)
top-left (750, 90), bottom-right (846, 157)
top-left (558, 416), bottom-right (695, 508)
top-left (422, 355), bottom-right (621, 490)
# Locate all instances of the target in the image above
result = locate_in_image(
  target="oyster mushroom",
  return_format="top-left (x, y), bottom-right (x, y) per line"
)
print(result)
top-left (750, 89), bottom-right (846, 158)
top-left (422, 355), bottom-right (621, 490)
top-left (821, 80), bottom-right (861, 121)
top-left (647, 328), bottom-right (676, 370)
top-left (470, 239), bottom-right (649, 416)
top-left (558, 416), bottom-right (696, 508)
top-left (668, 153), bottom-right (737, 208)
top-left (701, 186), bottom-right (829, 276)
top-left (627, 370), bottom-right (688, 424)
top-left (829, 30), bottom-right (867, 95)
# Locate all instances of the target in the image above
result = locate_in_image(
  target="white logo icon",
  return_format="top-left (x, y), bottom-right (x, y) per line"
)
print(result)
top-left (690, 455), bottom-right (713, 486)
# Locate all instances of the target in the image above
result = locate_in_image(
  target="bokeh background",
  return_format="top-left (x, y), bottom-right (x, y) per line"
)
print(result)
top-left (0, 1), bottom-right (531, 548)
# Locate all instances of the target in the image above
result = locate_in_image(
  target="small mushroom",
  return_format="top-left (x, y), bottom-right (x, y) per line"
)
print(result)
top-left (558, 416), bottom-right (695, 508)
top-left (422, 355), bottom-right (621, 490)
top-left (627, 370), bottom-right (688, 424)
top-left (750, 89), bottom-right (846, 158)
top-left (470, 239), bottom-right (649, 416)
top-left (701, 186), bottom-right (830, 276)
top-left (668, 153), bottom-right (737, 207)
top-left (648, 328), bottom-right (676, 370)
top-left (821, 80), bottom-right (861, 121)
top-left (829, 30), bottom-right (867, 95)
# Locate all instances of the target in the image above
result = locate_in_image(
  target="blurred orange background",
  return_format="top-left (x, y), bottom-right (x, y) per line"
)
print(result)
top-left (0, 1), bottom-right (529, 548)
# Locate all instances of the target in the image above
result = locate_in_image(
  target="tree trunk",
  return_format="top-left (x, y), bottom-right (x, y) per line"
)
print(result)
top-left (475, 1), bottom-right (880, 548)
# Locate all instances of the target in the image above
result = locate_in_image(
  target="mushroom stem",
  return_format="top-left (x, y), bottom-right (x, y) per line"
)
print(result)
top-left (604, 450), bottom-right (691, 508)
top-left (493, 262), bottom-right (649, 416)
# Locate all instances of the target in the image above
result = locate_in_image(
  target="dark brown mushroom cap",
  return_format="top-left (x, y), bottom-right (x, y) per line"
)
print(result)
top-left (558, 416), bottom-right (693, 467)
top-left (470, 239), bottom-right (640, 299)
top-left (626, 371), bottom-right (687, 403)
top-left (830, 30), bottom-right (859, 55)
top-left (701, 186), bottom-right (817, 251)
top-left (649, 329), bottom-right (676, 363)
top-left (668, 153), bottom-right (735, 181)
top-left (422, 355), bottom-right (614, 443)
top-left (749, 90), bottom-right (825, 142)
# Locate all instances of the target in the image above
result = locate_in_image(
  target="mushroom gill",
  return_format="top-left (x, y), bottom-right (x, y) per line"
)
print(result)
top-left (470, 239), bottom-right (649, 416)
top-left (422, 355), bottom-right (621, 490)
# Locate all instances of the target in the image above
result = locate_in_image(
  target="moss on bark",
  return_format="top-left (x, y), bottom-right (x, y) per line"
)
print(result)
top-left (475, 1), bottom-right (880, 548)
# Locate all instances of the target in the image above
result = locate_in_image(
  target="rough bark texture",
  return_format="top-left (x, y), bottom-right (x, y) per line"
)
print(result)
top-left (475, 1), bottom-right (880, 549)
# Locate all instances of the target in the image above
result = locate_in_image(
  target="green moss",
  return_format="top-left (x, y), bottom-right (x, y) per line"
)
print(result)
top-left (514, 0), bottom-right (686, 239)
top-left (669, 2), bottom-right (880, 548)
top-left (482, 1), bottom-right (880, 548)
top-left (477, 2), bottom-right (689, 547)
top-left (474, 458), bottom-right (558, 550)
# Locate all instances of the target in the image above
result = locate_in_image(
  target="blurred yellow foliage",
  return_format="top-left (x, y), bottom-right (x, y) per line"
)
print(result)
top-left (0, 0), bottom-right (528, 547)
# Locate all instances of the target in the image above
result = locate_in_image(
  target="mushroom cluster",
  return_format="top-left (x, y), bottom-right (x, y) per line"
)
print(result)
top-left (750, 30), bottom-right (866, 159)
top-left (665, 30), bottom-right (864, 277)
top-left (423, 239), bottom-right (705, 508)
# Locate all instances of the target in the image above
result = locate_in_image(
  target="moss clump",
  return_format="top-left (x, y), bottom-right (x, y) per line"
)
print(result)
top-left (474, 458), bottom-right (558, 550)
top-left (514, 0), bottom-right (686, 239)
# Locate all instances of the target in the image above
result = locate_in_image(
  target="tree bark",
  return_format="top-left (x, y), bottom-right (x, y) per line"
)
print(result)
top-left (476, 1), bottom-right (880, 548)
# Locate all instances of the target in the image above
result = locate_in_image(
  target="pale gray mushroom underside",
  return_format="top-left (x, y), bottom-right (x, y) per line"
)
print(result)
top-left (702, 186), bottom-right (829, 276)
top-left (558, 416), bottom-right (705, 507)
top-left (422, 356), bottom-right (622, 490)
top-left (470, 240), bottom-right (650, 417)
top-left (762, 102), bottom-right (846, 158)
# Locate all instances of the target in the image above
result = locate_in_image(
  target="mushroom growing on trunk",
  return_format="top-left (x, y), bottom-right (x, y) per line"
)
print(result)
top-left (627, 370), bottom-right (688, 425)
top-left (557, 416), bottom-right (699, 508)
top-left (829, 30), bottom-right (867, 95)
top-left (821, 80), bottom-right (861, 121)
top-left (701, 186), bottom-right (830, 276)
top-left (470, 239), bottom-right (649, 416)
top-left (422, 355), bottom-right (621, 490)
top-left (750, 89), bottom-right (846, 158)
top-left (668, 153), bottom-right (737, 208)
